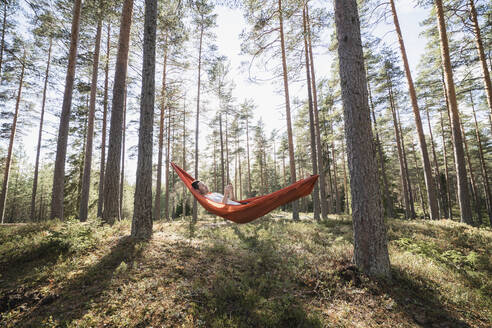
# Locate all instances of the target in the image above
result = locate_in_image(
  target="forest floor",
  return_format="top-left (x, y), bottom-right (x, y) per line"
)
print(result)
top-left (0, 212), bottom-right (490, 328)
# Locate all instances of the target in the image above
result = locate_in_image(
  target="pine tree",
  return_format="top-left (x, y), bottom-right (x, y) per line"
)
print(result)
top-left (50, 0), bottom-right (83, 220)
top-left (334, 0), bottom-right (390, 277)
top-left (0, 47), bottom-right (26, 223)
top-left (132, 0), bottom-right (157, 239)
top-left (434, 0), bottom-right (473, 224)
top-left (103, 0), bottom-right (134, 224)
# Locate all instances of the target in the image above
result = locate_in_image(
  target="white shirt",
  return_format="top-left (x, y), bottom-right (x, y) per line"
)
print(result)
top-left (205, 192), bottom-right (241, 205)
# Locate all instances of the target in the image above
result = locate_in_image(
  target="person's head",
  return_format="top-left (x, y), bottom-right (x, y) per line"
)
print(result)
top-left (191, 180), bottom-right (209, 195)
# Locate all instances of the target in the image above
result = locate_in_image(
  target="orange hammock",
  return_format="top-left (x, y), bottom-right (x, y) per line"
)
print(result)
top-left (171, 162), bottom-right (319, 224)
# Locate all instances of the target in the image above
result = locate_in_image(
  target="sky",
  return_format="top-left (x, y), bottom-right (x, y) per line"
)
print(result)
top-left (16, 1), bottom-right (431, 185)
top-left (211, 2), bottom-right (428, 136)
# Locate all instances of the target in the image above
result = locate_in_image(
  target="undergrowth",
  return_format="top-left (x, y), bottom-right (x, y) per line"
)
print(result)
top-left (0, 213), bottom-right (490, 327)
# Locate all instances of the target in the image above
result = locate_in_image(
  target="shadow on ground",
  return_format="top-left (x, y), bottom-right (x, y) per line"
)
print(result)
top-left (13, 236), bottom-right (146, 327)
top-left (164, 221), bottom-right (324, 327)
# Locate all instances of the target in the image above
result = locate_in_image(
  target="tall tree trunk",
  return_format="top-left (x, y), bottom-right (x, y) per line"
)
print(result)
top-left (193, 18), bottom-right (204, 223)
top-left (282, 151), bottom-right (286, 186)
top-left (278, 0), bottom-right (299, 221)
top-left (154, 37), bottom-right (167, 221)
top-left (213, 138), bottom-right (217, 192)
top-left (439, 109), bottom-right (452, 219)
top-left (219, 113), bottom-right (225, 191)
top-left (303, 6), bottom-right (320, 220)
top-left (103, 0), bottom-right (133, 225)
top-left (334, 0), bottom-right (390, 277)
top-left (411, 141), bottom-right (428, 218)
top-left (50, 0), bottom-right (83, 220)
top-left (272, 138), bottom-right (276, 182)
top-left (0, 3), bottom-right (7, 82)
top-left (397, 106), bottom-right (416, 218)
top-left (164, 101), bottom-right (171, 220)
top-left (390, 0), bottom-right (439, 220)
top-left (225, 112), bottom-right (230, 184)
top-left (39, 186), bottom-right (45, 222)
top-left (435, 0), bottom-right (473, 224)
top-left (0, 52), bottom-right (25, 224)
top-left (425, 104), bottom-right (444, 218)
top-left (460, 114), bottom-right (480, 223)
top-left (470, 92), bottom-right (492, 225)
top-left (182, 97), bottom-right (187, 218)
top-left (119, 86), bottom-right (127, 220)
top-left (469, 0), bottom-right (492, 121)
top-left (388, 78), bottom-right (411, 219)
top-left (234, 138), bottom-right (238, 194)
top-left (238, 136), bottom-right (242, 200)
top-left (246, 116), bottom-right (251, 195)
top-left (325, 138), bottom-right (334, 212)
top-left (79, 17), bottom-right (103, 222)
top-left (331, 137), bottom-right (341, 213)
top-left (31, 37), bottom-right (52, 221)
top-left (132, 0), bottom-right (157, 239)
top-left (341, 137), bottom-right (350, 214)
top-left (369, 83), bottom-right (393, 218)
top-left (440, 72), bottom-right (458, 213)
top-left (78, 107), bottom-right (88, 211)
top-left (98, 23), bottom-right (111, 218)
top-left (306, 3), bottom-right (327, 220)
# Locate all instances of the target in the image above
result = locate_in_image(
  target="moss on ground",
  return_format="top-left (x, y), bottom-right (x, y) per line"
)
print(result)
top-left (0, 213), bottom-right (490, 327)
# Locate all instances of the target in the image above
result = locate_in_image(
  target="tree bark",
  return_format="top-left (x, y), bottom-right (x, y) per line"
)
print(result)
top-left (331, 135), bottom-right (341, 213)
top-left (182, 97), bottom-right (187, 218)
top-left (78, 107), bottom-right (88, 211)
top-left (120, 86), bottom-right (127, 220)
top-left (225, 111), bottom-right (230, 184)
top-left (164, 99), bottom-right (172, 220)
top-left (0, 51), bottom-right (25, 224)
top-left (219, 113), bottom-right (225, 191)
top-left (31, 37), bottom-right (52, 221)
top-left (278, 0), bottom-right (299, 220)
top-left (238, 135), bottom-right (242, 200)
top-left (132, 0), bottom-right (157, 239)
top-left (306, 4), bottom-right (327, 220)
top-left (246, 115), bottom-right (251, 195)
top-left (79, 17), bottom-right (103, 222)
top-left (390, 0), bottom-right (439, 220)
top-left (303, 5), bottom-right (320, 220)
top-left (154, 37), bottom-right (167, 221)
top-left (334, 0), bottom-right (390, 277)
top-left (193, 17), bottom-right (204, 223)
top-left (98, 23), bottom-right (111, 218)
top-left (103, 0), bottom-right (133, 225)
top-left (341, 137), bottom-right (350, 214)
top-left (439, 109), bottom-right (452, 219)
top-left (435, 0), bottom-right (473, 224)
top-left (50, 0), bottom-right (83, 220)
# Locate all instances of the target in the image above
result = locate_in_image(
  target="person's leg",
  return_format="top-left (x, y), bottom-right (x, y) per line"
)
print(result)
top-left (229, 184), bottom-right (238, 201)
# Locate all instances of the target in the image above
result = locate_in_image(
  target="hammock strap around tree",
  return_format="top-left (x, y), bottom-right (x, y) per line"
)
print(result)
top-left (171, 162), bottom-right (319, 224)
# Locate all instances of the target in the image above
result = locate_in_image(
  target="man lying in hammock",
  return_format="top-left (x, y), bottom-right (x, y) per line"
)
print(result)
top-left (191, 180), bottom-right (241, 205)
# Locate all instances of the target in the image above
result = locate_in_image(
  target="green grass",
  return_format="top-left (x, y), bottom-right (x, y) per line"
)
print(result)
top-left (0, 212), bottom-right (490, 327)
